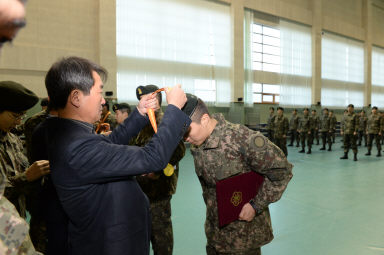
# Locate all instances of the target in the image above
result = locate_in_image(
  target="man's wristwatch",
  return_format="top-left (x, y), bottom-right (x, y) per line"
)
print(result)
top-left (249, 199), bottom-right (263, 215)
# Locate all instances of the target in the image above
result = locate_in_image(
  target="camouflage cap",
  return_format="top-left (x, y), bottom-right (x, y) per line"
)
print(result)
top-left (181, 93), bottom-right (199, 117)
top-left (0, 81), bottom-right (38, 112)
top-left (136, 84), bottom-right (160, 100)
top-left (113, 103), bottom-right (130, 112)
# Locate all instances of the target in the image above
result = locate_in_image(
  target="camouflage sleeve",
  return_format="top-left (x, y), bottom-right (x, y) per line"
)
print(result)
top-left (169, 141), bottom-right (186, 166)
top-left (284, 117), bottom-right (289, 135)
top-left (244, 133), bottom-right (293, 212)
top-left (309, 117), bottom-right (315, 130)
top-left (354, 115), bottom-right (359, 133)
top-left (297, 117), bottom-right (302, 131)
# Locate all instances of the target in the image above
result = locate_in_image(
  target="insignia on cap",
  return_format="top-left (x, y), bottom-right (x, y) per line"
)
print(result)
top-left (138, 88), bottom-right (142, 95)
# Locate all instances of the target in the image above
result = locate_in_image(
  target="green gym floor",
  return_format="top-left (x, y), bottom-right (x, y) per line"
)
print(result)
top-left (166, 138), bottom-right (384, 255)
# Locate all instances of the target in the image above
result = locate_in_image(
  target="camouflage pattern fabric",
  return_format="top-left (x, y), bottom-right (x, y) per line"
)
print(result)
top-left (367, 114), bottom-right (383, 152)
top-left (273, 115), bottom-right (289, 156)
top-left (130, 110), bottom-right (185, 255)
top-left (266, 115), bottom-right (276, 142)
top-left (311, 115), bottom-right (320, 144)
top-left (319, 114), bottom-right (333, 148)
top-left (206, 245), bottom-right (261, 255)
top-left (190, 113), bottom-right (293, 253)
top-left (24, 111), bottom-right (48, 163)
top-left (288, 115), bottom-right (300, 146)
top-left (358, 116), bottom-right (367, 146)
top-left (298, 114), bottom-right (314, 150)
top-left (0, 171), bottom-right (40, 254)
top-left (367, 134), bottom-right (381, 152)
top-left (329, 115), bottom-right (337, 143)
top-left (342, 113), bottom-right (359, 154)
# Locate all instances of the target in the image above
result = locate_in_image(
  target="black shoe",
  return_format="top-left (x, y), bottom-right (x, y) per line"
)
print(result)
top-left (288, 144), bottom-right (293, 147)
top-left (377, 152), bottom-right (382, 157)
top-left (340, 153), bottom-right (348, 159)
top-left (296, 144), bottom-right (300, 147)
top-left (354, 155), bottom-right (358, 161)
top-left (327, 147), bottom-right (332, 151)
top-left (299, 149), bottom-right (305, 153)
top-left (320, 147), bottom-right (325, 150)
top-left (358, 143), bottom-right (361, 146)
top-left (306, 150), bottom-right (311, 154)
top-left (365, 152), bottom-right (371, 156)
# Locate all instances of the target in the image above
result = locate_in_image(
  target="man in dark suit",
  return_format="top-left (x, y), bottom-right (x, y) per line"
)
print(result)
top-left (44, 56), bottom-right (190, 255)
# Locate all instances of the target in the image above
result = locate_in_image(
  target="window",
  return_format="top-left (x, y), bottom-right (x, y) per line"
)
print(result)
top-left (116, 0), bottom-right (231, 105)
top-left (252, 83), bottom-right (280, 104)
top-left (321, 32), bottom-right (364, 107)
top-left (372, 46), bottom-right (384, 107)
top-left (251, 24), bottom-right (281, 73)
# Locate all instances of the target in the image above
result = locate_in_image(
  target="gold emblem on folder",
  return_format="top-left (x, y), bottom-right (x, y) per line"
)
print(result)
top-left (230, 191), bottom-right (242, 206)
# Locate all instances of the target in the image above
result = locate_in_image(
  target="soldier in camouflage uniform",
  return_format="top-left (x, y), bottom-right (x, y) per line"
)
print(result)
top-left (288, 109), bottom-right (300, 147)
top-left (0, 81), bottom-right (47, 255)
top-left (319, 108), bottom-right (334, 151)
top-left (132, 85), bottom-right (186, 255)
top-left (329, 110), bottom-right (337, 143)
top-left (340, 104), bottom-right (359, 161)
top-left (381, 112), bottom-right (384, 149)
top-left (311, 110), bottom-right (320, 145)
top-left (95, 101), bottom-right (117, 133)
top-left (273, 107), bottom-right (289, 156)
top-left (298, 108), bottom-right (314, 154)
top-left (357, 110), bottom-right (367, 147)
top-left (184, 95), bottom-right (293, 255)
top-left (266, 107), bottom-right (276, 143)
top-left (365, 107), bottom-right (382, 157)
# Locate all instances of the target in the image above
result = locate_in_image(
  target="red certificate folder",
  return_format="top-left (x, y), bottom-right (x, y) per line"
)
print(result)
top-left (216, 171), bottom-right (264, 227)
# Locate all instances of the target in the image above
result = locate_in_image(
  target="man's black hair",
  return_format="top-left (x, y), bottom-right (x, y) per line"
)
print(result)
top-left (45, 56), bottom-right (107, 109)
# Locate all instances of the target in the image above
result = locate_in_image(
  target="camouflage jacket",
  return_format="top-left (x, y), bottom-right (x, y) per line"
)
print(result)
top-left (273, 115), bottom-right (289, 138)
top-left (342, 112), bottom-right (359, 134)
top-left (319, 114), bottom-right (333, 132)
top-left (289, 115), bottom-right (299, 130)
top-left (311, 115), bottom-right (319, 130)
top-left (96, 111), bottom-right (118, 132)
top-left (0, 132), bottom-right (31, 218)
top-left (24, 110), bottom-right (49, 163)
top-left (298, 114), bottom-right (313, 133)
top-left (329, 116), bottom-right (337, 131)
top-left (358, 116), bottom-right (367, 131)
top-left (366, 114), bottom-right (382, 134)
top-left (190, 113), bottom-right (293, 252)
top-left (132, 111), bottom-right (186, 201)
top-left (266, 114), bottom-right (276, 131)
top-left (0, 173), bottom-right (40, 255)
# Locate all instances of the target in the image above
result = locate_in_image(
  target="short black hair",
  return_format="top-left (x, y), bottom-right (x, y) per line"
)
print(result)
top-left (372, 106), bottom-right (378, 110)
top-left (323, 108), bottom-right (329, 112)
top-left (312, 109), bottom-right (316, 113)
top-left (360, 110), bottom-right (365, 113)
top-left (190, 99), bottom-right (210, 124)
top-left (45, 56), bottom-right (107, 109)
top-left (303, 108), bottom-right (309, 111)
top-left (269, 107), bottom-right (275, 111)
top-left (277, 107), bottom-right (284, 111)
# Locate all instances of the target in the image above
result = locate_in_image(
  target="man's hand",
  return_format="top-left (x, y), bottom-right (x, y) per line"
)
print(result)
top-left (238, 203), bottom-right (256, 222)
top-left (26, 160), bottom-right (50, 182)
top-left (165, 84), bottom-right (187, 110)
top-left (137, 94), bottom-right (159, 116)
top-left (353, 131), bottom-right (357, 136)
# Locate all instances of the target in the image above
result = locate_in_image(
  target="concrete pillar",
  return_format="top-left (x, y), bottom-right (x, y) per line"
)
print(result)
top-left (311, 0), bottom-right (322, 106)
top-left (231, 0), bottom-right (244, 103)
top-left (363, 0), bottom-right (372, 107)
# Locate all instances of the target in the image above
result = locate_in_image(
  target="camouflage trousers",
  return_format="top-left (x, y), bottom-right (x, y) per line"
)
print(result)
top-left (274, 137), bottom-right (287, 156)
top-left (300, 132), bottom-right (313, 150)
top-left (358, 131), bottom-right (367, 146)
top-left (289, 129), bottom-right (299, 146)
top-left (29, 216), bottom-right (47, 253)
top-left (367, 134), bottom-right (382, 152)
top-left (343, 134), bottom-right (357, 154)
top-left (320, 131), bottom-right (332, 147)
top-left (267, 130), bottom-right (274, 143)
top-left (150, 196), bottom-right (173, 255)
top-left (206, 245), bottom-right (261, 255)
top-left (313, 129), bottom-right (319, 144)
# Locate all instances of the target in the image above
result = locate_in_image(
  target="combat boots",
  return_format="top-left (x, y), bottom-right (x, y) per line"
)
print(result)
top-left (299, 148), bottom-right (305, 153)
top-left (353, 153), bottom-right (358, 161)
top-left (306, 148), bottom-right (311, 154)
top-left (340, 152), bottom-right (348, 159)
top-left (328, 144), bottom-right (332, 151)
top-left (377, 151), bottom-right (382, 157)
top-left (365, 150), bottom-right (371, 156)
top-left (320, 146), bottom-right (325, 150)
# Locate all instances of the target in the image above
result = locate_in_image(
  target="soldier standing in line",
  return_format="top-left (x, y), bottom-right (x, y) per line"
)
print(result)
top-left (340, 104), bottom-right (359, 161)
top-left (298, 108), bottom-right (314, 154)
top-left (266, 107), bottom-right (276, 143)
top-left (184, 95), bottom-right (293, 255)
top-left (357, 110), bottom-right (367, 147)
top-left (319, 108), bottom-right (334, 151)
top-left (288, 109), bottom-right (300, 147)
top-left (132, 85), bottom-right (186, 255)
top-left (273, 107), bottom-right (289, 156)
top-left (311, 109), bottom-right (320, 145)
top-left (329, 110), bottom-right (337, 143)
top-left (381, 111), bottom-right (384, 149)
top-left (365, 107), bottom-right (382, 157)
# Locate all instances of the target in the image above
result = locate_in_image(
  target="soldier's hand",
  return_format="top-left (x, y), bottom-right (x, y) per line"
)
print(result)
top-left (137, 94), bottom-right (159, 116)
top-left (239, 203), bottom-right (256, 222)
top-left (308, 131), bottom-right (311, 135)
top-left (26, 160), bottom-right (50, 182)
top-left (353, 131), bottom-right (357, 136)
top-left (165, 84), bottom-right (187, 110)
top-left (340, 131), bottom-right (344, 135)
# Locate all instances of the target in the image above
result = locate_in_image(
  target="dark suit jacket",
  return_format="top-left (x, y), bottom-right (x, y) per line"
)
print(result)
top-left (46, 105), bottom-right (190, 255)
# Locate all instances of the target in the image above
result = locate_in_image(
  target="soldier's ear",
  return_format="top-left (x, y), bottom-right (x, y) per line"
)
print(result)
top-left (201, 113), bottom-right (210, 127)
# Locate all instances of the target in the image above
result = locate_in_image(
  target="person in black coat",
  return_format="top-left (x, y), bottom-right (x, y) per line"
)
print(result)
top-left (44, 56), bottom-right (190, 255)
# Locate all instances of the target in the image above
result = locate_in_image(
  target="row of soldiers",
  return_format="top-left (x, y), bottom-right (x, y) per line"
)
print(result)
top-left (266, 104), bottom-right (384, 161)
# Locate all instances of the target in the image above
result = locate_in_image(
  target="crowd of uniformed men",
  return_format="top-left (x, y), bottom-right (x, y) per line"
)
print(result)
top-left (266, 104), bottom-right (384, 161)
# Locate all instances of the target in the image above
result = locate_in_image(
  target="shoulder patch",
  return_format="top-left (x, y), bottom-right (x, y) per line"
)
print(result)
top-left (252, 134), bottom-right (267, 150)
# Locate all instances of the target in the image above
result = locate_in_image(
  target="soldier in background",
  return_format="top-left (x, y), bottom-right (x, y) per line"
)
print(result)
top-left (184, 95), bottom-right (292, 255)
top-left (132, 85), bottom-right (186, 255)
top-left (113, 103), bottom-right (131, 125)
top-left (381, 111), bottom-right (384, 148)
top-left (288, 109), bottom-right (300, 147)
top-left (358, 110), bottom-right (367, 147)
top-left (329, 110), bottom-right (337, 143)
top-left (266, 107), bottom-right (276, 143)
top-left (298, 108), bottom-right (314, 154)
top-left (319, 108), bottom-right (334, 151)
top-left (340, 104), bottom-right (359, 161)
top-left (365, 107), bottom-right (382, 157)
top-left (95, 101), bottom-right (117, 133)
top-left (273, 107), bottom-right (289, 156)
top-left (311, 109), bottom-right (320, 145)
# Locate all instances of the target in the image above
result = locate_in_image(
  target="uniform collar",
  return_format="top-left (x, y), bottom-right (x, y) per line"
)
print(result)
top-left (201, 113), bottom-right (225, 150)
